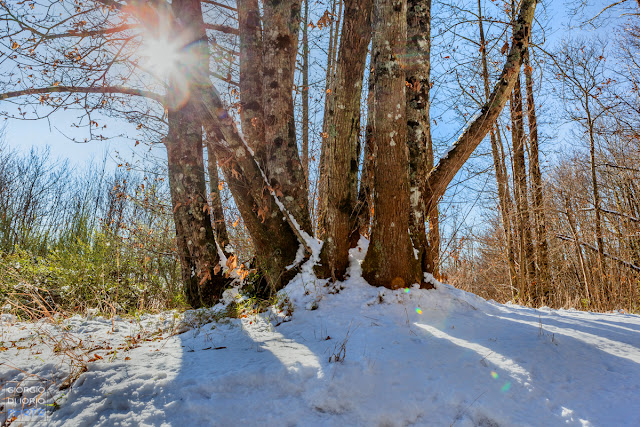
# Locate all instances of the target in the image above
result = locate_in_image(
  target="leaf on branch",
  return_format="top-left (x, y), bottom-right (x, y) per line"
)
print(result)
top-left (501, 41), bottom-right (509, 55)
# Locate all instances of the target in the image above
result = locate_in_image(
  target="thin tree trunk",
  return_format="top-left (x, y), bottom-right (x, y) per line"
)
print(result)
top-left (564, 194), bottom-right (591, 302)
top-left (362, 0), bottom-right (421, 289)
top-left (511, 74), bottom-right (536, 301)
top-left (406, 0), bottom-right (437, 283)
top-left (317, 0), bottom-right (341, 232)
top-left (587, 99), bottom-right (608, 298)
top-left (302, 0), bottom-right (310, 183)
top-left (316, 0), bottom-right (373, 280)
top-left (262, 0), bottom-right (312, 233)
top-left (478, 0), bottom-right (518, 291)
top-left (523, 47), bottom-right (550, 301)
top-left (206, 146), bottom-right (231, 256)
top-left (353, 71), bottom-right (376, 239)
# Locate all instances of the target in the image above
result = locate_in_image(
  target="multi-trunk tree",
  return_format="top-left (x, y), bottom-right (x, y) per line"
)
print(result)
top-left (1, 0), bottom-right (540, 303)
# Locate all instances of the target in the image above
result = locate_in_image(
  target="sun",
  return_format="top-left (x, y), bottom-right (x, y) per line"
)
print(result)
top-left (139, 36), bottom-right (183, 79)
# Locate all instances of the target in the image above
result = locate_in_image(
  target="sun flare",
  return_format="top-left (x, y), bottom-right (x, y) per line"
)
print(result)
top-left (140, 36), bottom-right (183, 79)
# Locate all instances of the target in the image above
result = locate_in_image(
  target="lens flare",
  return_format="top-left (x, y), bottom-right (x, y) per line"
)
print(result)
top-left (140, 37), bottom-right (182, 79)
top-left (501, 381), bottom-right (511, 392)
top-left (404, 288), bottom-right (410, 293)
top-left (491, 371), bottom-right (498, 379)
top-left (415, 308), bottom-right (422, 314)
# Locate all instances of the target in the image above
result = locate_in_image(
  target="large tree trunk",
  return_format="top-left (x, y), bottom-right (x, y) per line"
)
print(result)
top-left (238, 0), bottom-right (266, 164)
top-left (316, 0), bottom-right (373, 280)
top-left (478, 0), bottom-right (518, 291)
top-left (362, 0), bottom-right (421, 289)
top-left (262, 0), bottom-right (312, 233)
top-left (523, 47), bottom-right (550, 301)
top-left (423, 0), bottom-right (538, 219)
top-left (164, 0), bottom-right (237, 308)
top-left (165, 102), bottom-right (226, 308)
top-left (175, 0), bottom-right (304, 293)
top-left (406, 0), bottom-right (437, 282)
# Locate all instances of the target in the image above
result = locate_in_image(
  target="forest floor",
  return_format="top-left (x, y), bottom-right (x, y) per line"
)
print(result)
top-left (1, 240), bottom-right (640, 426)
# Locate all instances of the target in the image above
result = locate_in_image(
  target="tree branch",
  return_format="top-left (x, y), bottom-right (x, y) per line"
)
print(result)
top-left (43, 24), bottom-right (138, 39)
top-left (0, 86), bottom-right (164, 104)
top-left (556, 234), bottom-right (640, 272)
top-left (204, 23), bottom-right (239, 35)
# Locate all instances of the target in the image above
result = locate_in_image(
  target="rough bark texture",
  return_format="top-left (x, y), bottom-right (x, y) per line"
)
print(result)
top-left (302, 0), bottom-right (310, 182)
top-left (206, 146), bottom-right (231, 256)
top-left (406, 0), bottom-right (437, 283)
top-left (237, 0), bottom-right (266, 163)
top-left (423, 0), bottom-right (538, 218)
top-left (510, 74), bottom-right (536, 299)
top-left (478, 0), bottom-right (518, 290)
top-left (362, 0), bottom-right (421, 289)
top-left (165, 0), bottom-right (232, 308)
top-left (177, 0), bottom-right (304, 292)
top-left (262, 0), bottom-right (311, 233)
top-left (316, 0), bottom-right (373, 280)
top-left (166, 103), bottom-right (226, 308)
top-left (523, 47), bottom-right (550, 301)
top-left (317, 0), bottom-right (340, 231)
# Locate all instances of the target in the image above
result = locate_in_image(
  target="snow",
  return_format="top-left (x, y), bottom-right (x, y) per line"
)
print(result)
top-left (2, 241), bottom-right (640, 426)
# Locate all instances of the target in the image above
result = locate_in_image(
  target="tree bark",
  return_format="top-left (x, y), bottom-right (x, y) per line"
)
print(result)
top-left (316, 0), bottom-right (373, 280)
top-left (523, 47), bottom-right (551, 301)
top-left (206, 146), bottom-right (231, 256)
top-left (302, 0), bottom-right (310, 183)
top-left (238, 0), bottom-right (266, 164)
top-left (362, 0), bottom-right (421, 289)
top-left (262, 0), bottom-right (312, 233)
top-left (406, 0), bottom-right (437, 283)
top-left (176, 0), bottom-right (305, 293)
top-left (423, 0), bottom-right (539, 219)
top-left (165, 102), bottom-right (226, 308)
top-left (510, 74), bottom-right (536, 300)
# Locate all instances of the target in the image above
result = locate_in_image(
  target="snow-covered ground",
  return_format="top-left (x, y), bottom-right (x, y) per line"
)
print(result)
top-left (2, 241), bottom-right (640, 426)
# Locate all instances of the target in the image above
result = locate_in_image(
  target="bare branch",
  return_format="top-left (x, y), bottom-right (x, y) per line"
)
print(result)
top-left (0, 86), bottom-right (164, 105)
top-left (556, 234), bottom-right (640, 272)
top-left (204, 23), bottom-right (239, 35)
